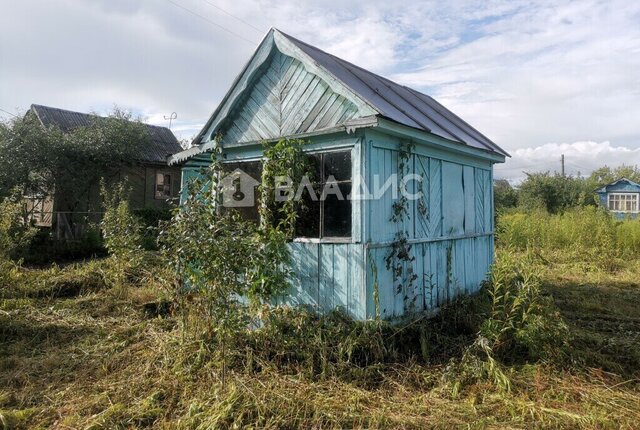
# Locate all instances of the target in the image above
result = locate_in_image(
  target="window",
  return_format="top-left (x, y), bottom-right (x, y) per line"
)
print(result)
top-left (608, 193), bottom-right (639, 212)
top-left (221, 160), bottom-right (262, 223)
top-left (296, 151), bottom-right (352, 239)
top-left (219, 151), bottom-right (352, 240)
top-left (155, 171), bottom-right (173, 199)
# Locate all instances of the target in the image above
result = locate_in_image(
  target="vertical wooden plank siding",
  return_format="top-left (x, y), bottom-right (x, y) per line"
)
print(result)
top-left (319, 244), bottom-right (335, 311)
top-left (179, 127), bottom-right (496, 321)
top-left (365, 235), bottom-right (492, 316)
top-left (363, 131), bottom-right (495, 319)
top-left (463, 165), bottom-right (476, 234)
top-left (282, 243), bottom-right (366, 319)
top-left (442, 161), bottom-right (465, 236)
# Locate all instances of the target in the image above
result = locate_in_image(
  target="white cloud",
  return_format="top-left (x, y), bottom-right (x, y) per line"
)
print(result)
top-left (1, 0), bottom-right (639, 179)
top-left (495, 141), bottom-right (640, 183)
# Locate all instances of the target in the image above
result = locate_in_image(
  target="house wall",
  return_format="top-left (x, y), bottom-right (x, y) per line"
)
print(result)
top-left (180, 128), bottom-right (497, 320)
top-left (53, 163), bottom-right (181, 239)
top-left (597, 181), bottom-right (640, 220)
top-left (181, 131), bottom-right (370, 319)
top-left (362, 128), bottom-right (494, 319)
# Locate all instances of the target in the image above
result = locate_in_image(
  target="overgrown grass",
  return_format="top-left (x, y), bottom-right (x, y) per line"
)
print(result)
top-left (1, 246), bottom-right (639, 428)
top-left (497, 206), bottom-right (640, 269)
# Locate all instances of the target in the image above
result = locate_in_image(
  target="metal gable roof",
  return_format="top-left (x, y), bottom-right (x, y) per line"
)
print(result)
top-left (596, 178), bottom-right (640, 194)
top-left (171, 28), bottom-right (509, 164)
top-left (278, 30), bottom-right (509, 157)
top-left (31, 104), bottom-right (183, 164)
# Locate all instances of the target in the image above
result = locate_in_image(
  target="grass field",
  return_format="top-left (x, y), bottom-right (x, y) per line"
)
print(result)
top-left (2, 212), bottom-right (640, 428)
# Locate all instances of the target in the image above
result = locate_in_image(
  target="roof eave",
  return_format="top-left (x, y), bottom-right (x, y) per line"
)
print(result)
top-left (374, 117), bottom-right (507, 164)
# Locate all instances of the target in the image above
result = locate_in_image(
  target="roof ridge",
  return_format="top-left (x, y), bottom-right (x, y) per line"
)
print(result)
top-left (276, 30), bottom-right (405, 91)
top-left (277, 30), bottom-right (447, 105)
top-left (31, 104), bottom-right (173, 132)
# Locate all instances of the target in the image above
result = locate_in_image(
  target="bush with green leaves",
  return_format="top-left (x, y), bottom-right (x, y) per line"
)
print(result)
top-left (100, 181), bottom-right (143, 291)
top-left (160, 146), bottom-right (293, 385)
top-left (0, 194), bottom-right (36, 260)
top-left (259, 138), bottom-right (314, 239)
top-left (0, 193), bottom-right (36, 288)
top-left (481, 249), bottom-right (569, 362)
top-left (444, 249), bottom-right (569, 394)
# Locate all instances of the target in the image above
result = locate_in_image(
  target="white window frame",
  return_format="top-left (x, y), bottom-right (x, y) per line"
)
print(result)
top-left (155, 170), bottom-right (174, 199)
top-left (608, 192), bottom-right (639, 212)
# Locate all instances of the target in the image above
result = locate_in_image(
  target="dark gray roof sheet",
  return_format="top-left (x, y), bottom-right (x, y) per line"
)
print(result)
top-left (280, 30), bottom-right (509, 157)
top-left (31, 104), bottom-right (183, 163)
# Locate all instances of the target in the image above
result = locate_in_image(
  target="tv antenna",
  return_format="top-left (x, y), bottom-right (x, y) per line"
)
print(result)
top-left (164, 112), bottom-right (177, 129)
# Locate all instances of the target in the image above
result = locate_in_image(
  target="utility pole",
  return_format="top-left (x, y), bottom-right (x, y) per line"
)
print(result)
top-left (561, 154), bottom-right (565, 177)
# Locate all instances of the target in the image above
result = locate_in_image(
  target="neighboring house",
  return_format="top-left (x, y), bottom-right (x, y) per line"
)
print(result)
top-left (596, 178), bottom-right (640, 219)
top-left (26, 104), bottom-right (183, 238)
top-left (170, 28), bottom-right (509, 320)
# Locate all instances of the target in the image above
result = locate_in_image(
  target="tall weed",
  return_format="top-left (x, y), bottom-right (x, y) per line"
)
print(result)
top-left (100, 180), bottom-right (143, 294)
top-left (445, 249), bottom-right (569, 394)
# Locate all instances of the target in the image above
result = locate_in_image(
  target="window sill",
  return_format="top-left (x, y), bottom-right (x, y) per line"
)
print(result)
top-left (293, 237), bottom-right (352, 244)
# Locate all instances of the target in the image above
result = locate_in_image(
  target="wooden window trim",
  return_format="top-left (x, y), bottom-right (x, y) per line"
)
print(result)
top-left (608, 192), bottom-right (639, 212)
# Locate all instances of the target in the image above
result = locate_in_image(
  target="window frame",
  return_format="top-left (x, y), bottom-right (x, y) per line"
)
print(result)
top-left (154, 170), bottom-right (174, 200)
top-left (220, 148), bottom-right (355, 243)
top-left (293, 149), bottom-right (353, 243)
top-left (219, 159), bottom-right (263, 223)
top-left (608, 192), bottom-right (639, 212)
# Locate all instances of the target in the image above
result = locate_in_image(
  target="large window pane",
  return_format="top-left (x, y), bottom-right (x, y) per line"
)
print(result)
top-left (291, 150), bottom-right (352, 239)
top-left (323, 151), bottom-right (351, 182)
top-left (296, 197), bottom-right (320, 238)
top-left (323, 183), bottom-right (351, 237)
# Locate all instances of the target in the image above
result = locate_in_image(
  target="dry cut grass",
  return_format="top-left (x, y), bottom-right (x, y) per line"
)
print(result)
top-left (0, 253), bottom-right (639, 429)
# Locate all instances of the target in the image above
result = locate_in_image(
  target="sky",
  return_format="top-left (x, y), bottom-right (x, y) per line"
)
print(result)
top-left (1, 0), bottom-right (639, 182)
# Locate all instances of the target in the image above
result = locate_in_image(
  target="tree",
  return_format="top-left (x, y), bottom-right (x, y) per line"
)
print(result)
top-left (517, 172), bottom-right (595, 214)
top-left (494, 179), bottom-right (518, 211)
top-left (0, 108), bottom-right (150, 229)
top-left (588, 165), bottom-right (640, 187)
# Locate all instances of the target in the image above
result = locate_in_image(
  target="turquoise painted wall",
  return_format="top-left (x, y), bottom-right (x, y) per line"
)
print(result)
top-left (178, 127), bottom-right (496, 320)
top-left (361, 129), bottom-right (494, 319)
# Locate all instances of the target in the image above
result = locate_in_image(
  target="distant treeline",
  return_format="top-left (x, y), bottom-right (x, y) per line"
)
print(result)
top-left (495, 165), bottom-right (640, 213)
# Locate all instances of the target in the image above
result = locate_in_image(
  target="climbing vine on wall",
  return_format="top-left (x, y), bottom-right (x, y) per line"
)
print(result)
top-left (259, 138), bottom-right (315, 240)
top-left (385, 142), bottom-right (420, 313)
top-left (161, 137), bottom-right (320, 386)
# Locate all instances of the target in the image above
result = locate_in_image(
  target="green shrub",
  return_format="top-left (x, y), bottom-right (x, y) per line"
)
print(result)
top-left (0, 195), bottom-right (36, 260)
top-left (101, 181), bottom-right (143, 293)
top-left (134, 208), bottom-right (173, 251)
top-left (481, 249), bottom-right (569, 362)
top-left (19, 227), bottom-right (106, 265)
top-left (444, 249), bottom-right (569, 394)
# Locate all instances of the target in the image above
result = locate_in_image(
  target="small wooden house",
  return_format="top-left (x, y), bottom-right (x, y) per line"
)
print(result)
top-left (596, 178), bottom-right (640, 219)
top-left (170, 29), bottom-right (509, 320)
top-left (26, 104), bottom-right (183, 238)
